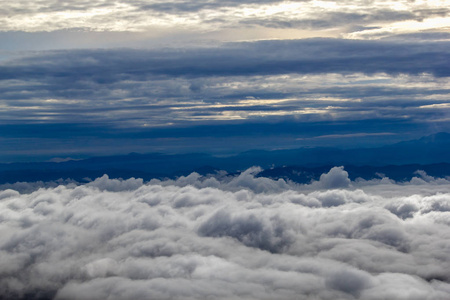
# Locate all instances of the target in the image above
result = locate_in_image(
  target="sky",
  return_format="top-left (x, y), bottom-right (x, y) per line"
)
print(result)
top-left (1, 3), bottom-right (450, 298)
top-left (1, 0), bottom-right (450, 161)
top-left (1, 167), bottom-right (450, 299)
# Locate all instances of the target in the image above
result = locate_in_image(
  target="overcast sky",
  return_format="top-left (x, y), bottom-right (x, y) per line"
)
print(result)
top-left (0, 0), bottom-right (449, 161)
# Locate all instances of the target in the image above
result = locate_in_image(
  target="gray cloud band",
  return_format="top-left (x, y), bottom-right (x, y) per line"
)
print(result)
top-left (0, 39), bottom-right (448, 130)
top-left (1, 39), bottom-right (449, 80)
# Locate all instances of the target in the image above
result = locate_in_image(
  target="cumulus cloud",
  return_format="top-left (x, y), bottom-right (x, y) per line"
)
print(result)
top-left (0, 179), bottom-right (78, 194)
top-left (315, 166), bottom-right (351, 189)
top-left (0, 167), bottom-right (449, 299)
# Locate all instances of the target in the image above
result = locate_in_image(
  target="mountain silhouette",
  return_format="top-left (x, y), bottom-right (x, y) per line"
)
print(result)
top-left (1, 132), bottom-right (449, 184)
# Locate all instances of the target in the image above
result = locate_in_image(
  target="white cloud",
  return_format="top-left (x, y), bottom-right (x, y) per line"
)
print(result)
top-left (315, 166), bottom-right (351, 189)
top-left (0, 168), bottom-right (449, 299)
top-left (1, 0), bottom-right (448, 44)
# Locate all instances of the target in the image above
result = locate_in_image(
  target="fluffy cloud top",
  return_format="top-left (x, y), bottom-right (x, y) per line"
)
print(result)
top-left (0, 167), bottom-right (449, 299)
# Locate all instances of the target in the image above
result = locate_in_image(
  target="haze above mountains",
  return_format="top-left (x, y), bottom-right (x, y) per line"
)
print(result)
top-left (2, 132), bottom-right (449, 185)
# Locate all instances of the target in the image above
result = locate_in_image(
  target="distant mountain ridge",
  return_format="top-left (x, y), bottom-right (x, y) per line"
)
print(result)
top-left (0, 132), bottom-right (449, 184)
top-left (258, 163), bottom-right (450, 183)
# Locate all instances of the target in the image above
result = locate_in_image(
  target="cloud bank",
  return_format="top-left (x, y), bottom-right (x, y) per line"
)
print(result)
top-left (1, 39), bottom-right (449, 160)
top-left (1, 167), bottom-right (449, 299)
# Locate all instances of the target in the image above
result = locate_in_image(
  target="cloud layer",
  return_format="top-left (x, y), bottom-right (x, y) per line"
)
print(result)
top-left (1, 167), bottom-right (449, 299)
top-left (1, 39), bottom-right (449, 160)
top-left (1, 0), bottom-right (449, 162)
top-left (1, 0), bottom-right (449, 42)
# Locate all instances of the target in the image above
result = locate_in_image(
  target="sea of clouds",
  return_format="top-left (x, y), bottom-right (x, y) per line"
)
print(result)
top-left (1, 167), bottom-right (450, 300)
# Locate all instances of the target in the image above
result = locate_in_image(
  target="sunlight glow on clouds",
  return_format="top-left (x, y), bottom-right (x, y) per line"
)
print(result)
top-left (1, 0), bottom-right (448, 41)
top-left (0, 168), bottom-right (449, 299)
top-left (346, 17), bottom-right (450, 39)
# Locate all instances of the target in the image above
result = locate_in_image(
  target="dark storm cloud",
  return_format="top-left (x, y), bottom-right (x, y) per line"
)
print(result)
top-left (0, 168), bottom-right (450, 299)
